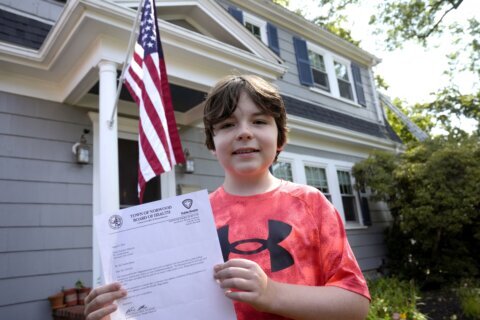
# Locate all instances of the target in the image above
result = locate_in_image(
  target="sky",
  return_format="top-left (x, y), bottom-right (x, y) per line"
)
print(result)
top-left (286, 0), bottom-right (479, 106)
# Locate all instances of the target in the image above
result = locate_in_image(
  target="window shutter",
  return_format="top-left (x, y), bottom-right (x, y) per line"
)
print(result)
top-left (228, 6), bottom-right (244, 24)
top-left (351, 63), bottom-right (366, 107)
top-left (360, 197), bottom-right (372, 226)
top-left (267, 22), bottom-right (280, 56)
top-left (293, 36), bottom-right (313, 86)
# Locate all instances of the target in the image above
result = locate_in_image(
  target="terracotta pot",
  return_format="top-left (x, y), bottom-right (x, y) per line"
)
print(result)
top-left (48, 292), bottom-right (65, 310)
top-left (77, 287), bottom-right (91, 305)
top-left (63, 288), bottom-right (78, 306)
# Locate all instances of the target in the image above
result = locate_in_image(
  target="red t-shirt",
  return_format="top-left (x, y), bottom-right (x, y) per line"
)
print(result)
top-left (210, 180), bottom-right (370, 320)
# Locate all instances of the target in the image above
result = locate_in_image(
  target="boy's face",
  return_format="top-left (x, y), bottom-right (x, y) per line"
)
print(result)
top-left (211, 91), bottom-right (281, 179)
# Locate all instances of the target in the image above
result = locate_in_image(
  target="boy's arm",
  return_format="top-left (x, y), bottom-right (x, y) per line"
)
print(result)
top-left (214, 259), bottom-right (369, 320)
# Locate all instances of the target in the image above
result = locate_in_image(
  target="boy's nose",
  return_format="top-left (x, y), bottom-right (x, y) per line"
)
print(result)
top-left (236, 123), bottom-right (253, 140)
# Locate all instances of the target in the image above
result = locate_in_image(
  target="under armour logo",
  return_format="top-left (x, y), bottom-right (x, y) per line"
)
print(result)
top-left (217, 220), bottom-right (294, 272)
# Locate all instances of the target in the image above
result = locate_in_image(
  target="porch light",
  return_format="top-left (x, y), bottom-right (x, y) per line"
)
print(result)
top-left (183, 148), bottom-right (195, 174)
top-left (72, 129), bottom-right (90, 164)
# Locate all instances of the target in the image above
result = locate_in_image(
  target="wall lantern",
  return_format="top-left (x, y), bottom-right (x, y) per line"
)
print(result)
top-left (183, 148), bottom-right (195, 174)
top-left (72, 129), bottom-right (90, 164)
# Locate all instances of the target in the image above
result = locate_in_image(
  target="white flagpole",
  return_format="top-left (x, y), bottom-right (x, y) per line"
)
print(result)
top-left (108, 0), bottom-right (146, 128)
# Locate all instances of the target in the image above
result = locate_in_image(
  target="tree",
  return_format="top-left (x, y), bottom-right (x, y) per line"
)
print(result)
top-left (353, 135), bottom-right (480, 287)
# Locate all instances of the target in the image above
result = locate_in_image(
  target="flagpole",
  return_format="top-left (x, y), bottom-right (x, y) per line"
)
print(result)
top-left (108, 0), bottom-right (146, 128)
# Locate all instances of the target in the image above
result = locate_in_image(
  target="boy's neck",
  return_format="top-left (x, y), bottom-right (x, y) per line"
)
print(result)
top-left (222, 171), bottom-right (281, 196)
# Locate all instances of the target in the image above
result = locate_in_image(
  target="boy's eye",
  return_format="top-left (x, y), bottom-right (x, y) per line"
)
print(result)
top-left (216, 122), bottom-right (234, 130)
top-left (253, 119), bottom-right (268, 125)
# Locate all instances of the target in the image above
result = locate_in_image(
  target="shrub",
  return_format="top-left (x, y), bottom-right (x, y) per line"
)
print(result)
top-left (367, 277), bottom-right (426, 320)
top-left (353, 135), bottom-right (480, 287)
top-left (457, 279), bottom-right (480, 319)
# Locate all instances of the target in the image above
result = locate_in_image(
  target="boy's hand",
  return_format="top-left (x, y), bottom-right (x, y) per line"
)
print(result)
top-left (213, 258), bottom-right (275, 312)
top-left (84, 282), bottom-right (127, 320)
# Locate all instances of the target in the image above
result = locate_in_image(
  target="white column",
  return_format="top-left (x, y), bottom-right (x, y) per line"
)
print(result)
top-left (92, 60), bottom-right (119, 286)
top-left (98, 60), bottom-right (120, 214)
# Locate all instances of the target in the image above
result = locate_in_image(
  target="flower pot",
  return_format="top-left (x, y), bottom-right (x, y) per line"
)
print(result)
top-left (77, 287), bottom-right (91, 305)
top-left (63, 288), bottom-right (78, 306)
top-left (48, 292), bottom-right (65, 310)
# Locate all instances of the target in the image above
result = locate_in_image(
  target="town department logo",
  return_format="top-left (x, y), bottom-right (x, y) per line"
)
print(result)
top-left (182, 199), bottom-right (193, 209)
top-left (108, 215), bottom-right (123, 230)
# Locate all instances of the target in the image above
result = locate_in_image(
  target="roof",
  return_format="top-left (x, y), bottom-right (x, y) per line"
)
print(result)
top-left (0, 9), bottom-right (52, 50)
top-left (283, 95), bottom-right (402, 142)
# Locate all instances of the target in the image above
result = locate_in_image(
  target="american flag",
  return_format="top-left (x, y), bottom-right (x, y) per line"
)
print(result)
top-left (124, 0), bottom-right (185, 202)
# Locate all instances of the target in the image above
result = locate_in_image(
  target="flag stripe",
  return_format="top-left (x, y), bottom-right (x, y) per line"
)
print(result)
top-left (124, 0), bottom-right (185, 203)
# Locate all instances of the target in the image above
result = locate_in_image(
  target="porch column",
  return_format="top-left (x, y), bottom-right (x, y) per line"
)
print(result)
top-left (93, 60), bottom-right (119, 285)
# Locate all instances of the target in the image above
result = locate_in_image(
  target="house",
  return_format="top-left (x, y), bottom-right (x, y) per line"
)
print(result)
top-left (0, 0), bottom-right (402, 318)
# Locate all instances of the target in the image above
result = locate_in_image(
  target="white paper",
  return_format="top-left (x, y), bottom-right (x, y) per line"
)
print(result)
top-left (95, 190), bottom-right (236, 320)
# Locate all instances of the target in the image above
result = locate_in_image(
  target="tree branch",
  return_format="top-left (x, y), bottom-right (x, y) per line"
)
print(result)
top-left (419, 0), bottom-right (463, 39)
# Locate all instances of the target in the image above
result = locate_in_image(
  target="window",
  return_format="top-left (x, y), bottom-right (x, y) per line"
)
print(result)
top-left (308, 51), bottom-right (330, 91)
top-left (334, 61), bottom-right (354, 100)
top-left (277, 152), bottom-right (365, 227)
top-left (294, 38), bottom-right (365, 105)
top-left (243, 12), bottom-right (267, 44)
top-left (272, 161), bottom-right (293, 182)
top-left (245, 22), bottom-right (262, 41)
top-left (337, 170), bottom-right (358, 221)
top-left (305, 166), bottom-right (331, 202)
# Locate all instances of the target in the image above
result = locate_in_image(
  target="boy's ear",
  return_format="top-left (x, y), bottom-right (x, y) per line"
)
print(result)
top-left (210, 149), bottom-right (217, 157)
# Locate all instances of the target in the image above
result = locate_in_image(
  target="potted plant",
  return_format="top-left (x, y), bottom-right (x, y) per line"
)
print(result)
top-left (75, 280), bottom-right (91, 305)
top-left (63, 286), bottom-right (78, 307)
top-left (47, 291), bottom-right (65, 310)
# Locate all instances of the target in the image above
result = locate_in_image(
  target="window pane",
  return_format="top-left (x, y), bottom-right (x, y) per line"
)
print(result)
top-left (338, 79), bottom-right (353, 100)
top-left (305, 166), bottom-right (329, 193)
top-left (245, 22), bottom-right (261, 40)
top-left (334, 62), bottom-right (349, 81)
top-left (312, 69), bottom-right (330, 91)
top-left (337, 170), bottom-right (357, 221)
top-left (272, 161), bottom-right (293, 181)
top-left (308, 51), bottom-right (326, 71)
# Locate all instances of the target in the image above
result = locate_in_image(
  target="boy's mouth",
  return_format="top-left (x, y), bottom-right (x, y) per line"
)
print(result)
top-left (232, 148), bottom-right (259, 155)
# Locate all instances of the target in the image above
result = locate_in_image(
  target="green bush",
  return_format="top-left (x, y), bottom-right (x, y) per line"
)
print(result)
top-left (457, 280), bottom-right (480, 319)
top-left (353, 135), bottom-right (480, 287)
top-left (367, 277), bottom-right (426, 320)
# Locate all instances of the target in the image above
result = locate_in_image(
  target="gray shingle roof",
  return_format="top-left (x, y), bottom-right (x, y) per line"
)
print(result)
top-left (0, 9), bottom-right (52, 50)
top-left (283, 95), bottom-right (402, 143)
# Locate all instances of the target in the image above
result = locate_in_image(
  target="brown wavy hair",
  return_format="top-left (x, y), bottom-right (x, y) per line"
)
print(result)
top-left (203, 75), bottom-right (288, 161)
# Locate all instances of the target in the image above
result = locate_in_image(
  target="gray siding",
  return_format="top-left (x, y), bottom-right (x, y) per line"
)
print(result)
top-left (0, 92), bottom-right (93, 320)
top-left (176, 126), bottom-right (224, 193)
top-left (273, 27), bottom-right (380, 123)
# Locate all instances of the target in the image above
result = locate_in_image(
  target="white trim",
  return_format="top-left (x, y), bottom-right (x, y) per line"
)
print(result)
top-left (307, 42), bottom-right (358, 104)
top-left (277, 151), bottom-right (364, 228)
top-left (228, 0), bottom-right (381, 66)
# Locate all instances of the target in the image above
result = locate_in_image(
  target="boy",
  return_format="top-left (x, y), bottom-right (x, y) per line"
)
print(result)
top-left (84, 75), bottom-right (370, 320)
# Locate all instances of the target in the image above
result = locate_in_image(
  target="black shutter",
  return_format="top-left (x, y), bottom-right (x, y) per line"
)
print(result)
top-left (267, 22), bottom-right (280, 56)
top-left (293, 36), bottom-right (313, 86)
top-left (351, 63), bottom-right (366, 107)
top-left (228, 6), bottom-right (244, 24)
top-left (360, 197), bottom-right (372, 226)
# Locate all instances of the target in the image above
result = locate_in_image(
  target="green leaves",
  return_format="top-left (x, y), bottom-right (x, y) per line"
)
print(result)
top-left (353, 135), bottom-right (480, 286)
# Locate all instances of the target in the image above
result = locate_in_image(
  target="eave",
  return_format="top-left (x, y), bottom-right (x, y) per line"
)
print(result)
top-left (228, 0), bottom-right (381, 67)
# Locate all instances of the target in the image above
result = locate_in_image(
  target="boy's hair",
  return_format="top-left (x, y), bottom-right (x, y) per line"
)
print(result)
top-left (203, 75), bottom-right (288, 161)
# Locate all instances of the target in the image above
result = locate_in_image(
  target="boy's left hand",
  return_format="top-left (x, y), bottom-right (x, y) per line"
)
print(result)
top-left (213, 258), bottom-right (274, 312)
